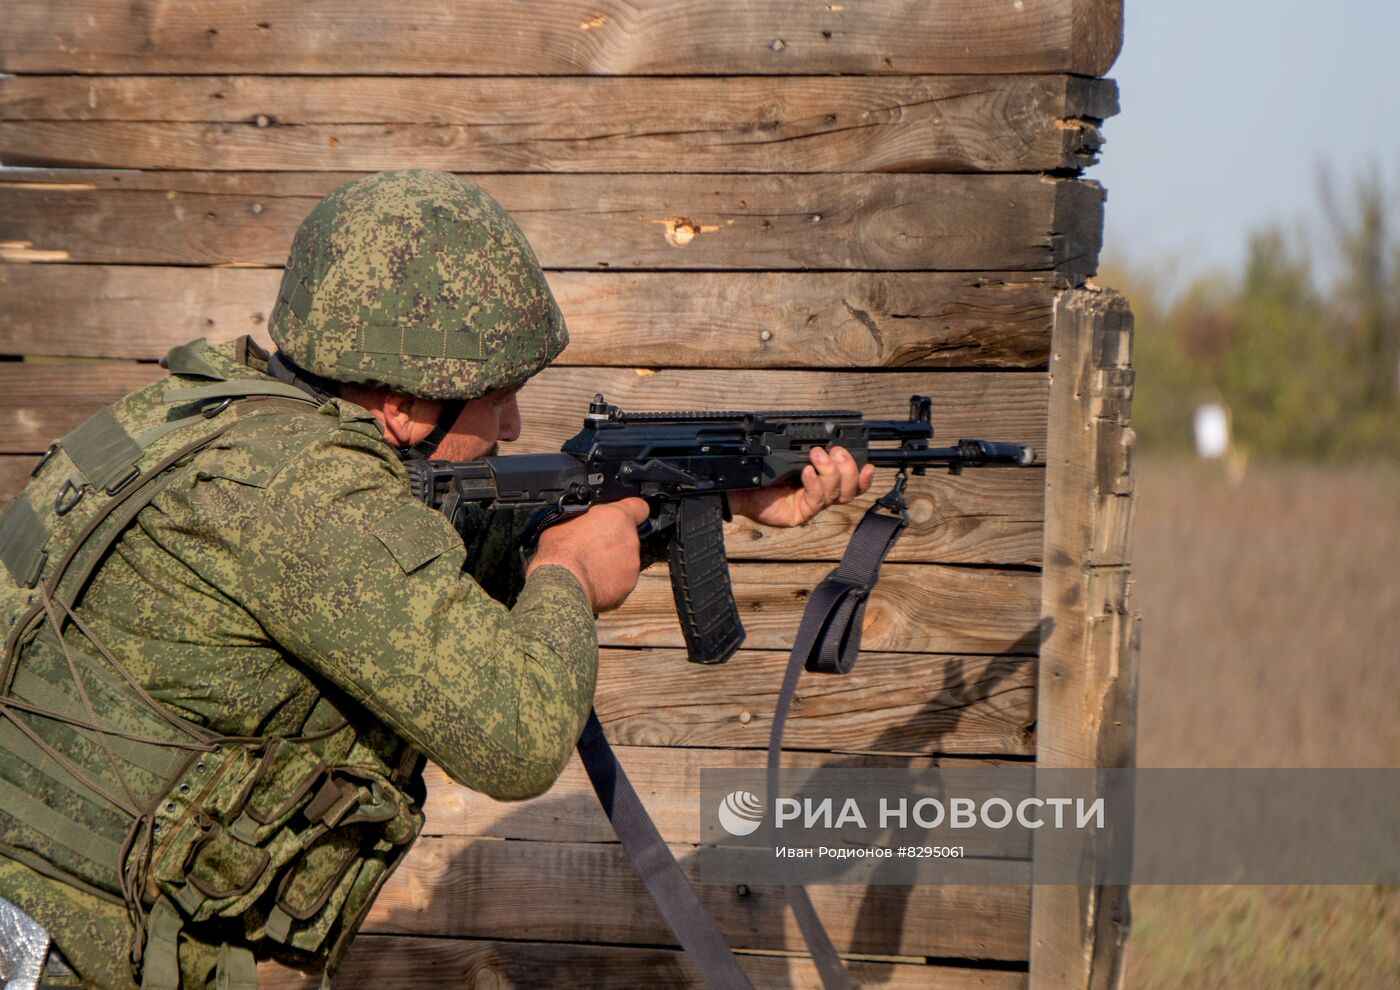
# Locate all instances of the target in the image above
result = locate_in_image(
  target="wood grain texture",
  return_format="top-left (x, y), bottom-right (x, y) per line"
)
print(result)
top-left (0, 74), bottom-right (1116, 173)
top-left (0, 362), bottom-right (1046, 564)
top-left (0, 170), bottom-right (1104, 274)
top-left (0, 459), bottom-right (30, 507)
top-left (0, 458), bottom-right (1044, 567)
top-left (419, 744), bottom-right (1027, 845)
top-left (0, 264), bottom-right (1057, 369)
top-left (0, 363), bottom-right (164, 453)
top-left (258, 934), bottom-right (1029, 990)
top-left (366, 834), bottom-right (1031, 959)
top-left (1, 0), bottom-right (1123, 76)
top-left (1029, 290), bottom-right (1138, 990)
top-left (0, 0), bottom-right (1124, 973)
top-left (519, 367), bottom-right (1048, 450)
top-left (590, 650), bottom-right (1035, 754)
top-left (601, 561), bottom-right (1040, 656)
top-left (724, 470), bottom-right (1044, 566)
top-left (0, 363), bottom-right (1047, 454)
top-left (0, 375), bottom-right (1043, 653)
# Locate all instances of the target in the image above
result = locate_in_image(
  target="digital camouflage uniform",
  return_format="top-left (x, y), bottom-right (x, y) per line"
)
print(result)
top-left (0, 173), bottom-right (595, 988)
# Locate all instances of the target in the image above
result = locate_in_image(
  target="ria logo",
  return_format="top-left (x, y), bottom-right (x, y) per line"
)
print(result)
top-left (717, 790), bottom-right (764, 836)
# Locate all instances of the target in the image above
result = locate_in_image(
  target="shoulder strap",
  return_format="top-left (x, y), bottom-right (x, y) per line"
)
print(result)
top-left (3, 384), bottom-right (321, 686)
top-left (2, 425), bottom-right (235, 692)
top-left (164, 380), bottom-right (325, 406)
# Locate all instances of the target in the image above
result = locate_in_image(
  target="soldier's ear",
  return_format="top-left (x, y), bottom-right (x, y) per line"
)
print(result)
top-left (380, 391), bottom-right (441, 448)
top-left (378, 392), bottom-right (416, 447)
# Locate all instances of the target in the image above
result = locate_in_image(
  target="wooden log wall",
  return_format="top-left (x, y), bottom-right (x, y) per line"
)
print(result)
top-left (0, 3), bottom-right (1133, 988)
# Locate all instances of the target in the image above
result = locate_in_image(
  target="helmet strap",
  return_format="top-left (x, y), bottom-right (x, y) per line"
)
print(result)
top-left (268, 351), bottom-right (465, 461)
top-left (267, 351), bottom-right (341, 405)
top-left (400, 400), bottom-right (466, 462)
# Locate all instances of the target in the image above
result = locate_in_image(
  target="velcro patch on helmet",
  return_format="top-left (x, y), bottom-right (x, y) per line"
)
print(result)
top-left (357, 326), bottom-right (483, 362)
top-left (277, 270), bottom-right (314, 323)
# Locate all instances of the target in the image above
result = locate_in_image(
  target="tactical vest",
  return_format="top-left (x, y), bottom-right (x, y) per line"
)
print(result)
top-left (0, 339), bottom-right (425, 989)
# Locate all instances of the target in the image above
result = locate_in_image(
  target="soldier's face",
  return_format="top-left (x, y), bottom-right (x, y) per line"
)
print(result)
top-left (433, 386), bottom-right (523, 461)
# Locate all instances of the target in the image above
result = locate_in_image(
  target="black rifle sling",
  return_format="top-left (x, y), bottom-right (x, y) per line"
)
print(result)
top-left (579, 478), bottom-right (911, 990)
top-left (798, 481), bottom-right (910, 677)
top-left (765, 484), bottom-right (910, 989)
top-left (577, 710), bottom-right (755, 990)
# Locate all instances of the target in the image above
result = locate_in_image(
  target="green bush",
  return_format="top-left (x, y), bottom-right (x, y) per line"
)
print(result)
top-left (1105, 170), bottom-right (1400, 461)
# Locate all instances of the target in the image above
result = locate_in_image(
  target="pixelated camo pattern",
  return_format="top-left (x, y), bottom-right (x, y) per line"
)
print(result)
top-left (0, 339), bottom-right (598, 987)
top-left (268, 170), bottom-right (568, 400)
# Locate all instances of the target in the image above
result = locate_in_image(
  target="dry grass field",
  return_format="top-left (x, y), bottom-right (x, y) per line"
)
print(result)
top-left (1123, 457), bottom-right (1400, 988)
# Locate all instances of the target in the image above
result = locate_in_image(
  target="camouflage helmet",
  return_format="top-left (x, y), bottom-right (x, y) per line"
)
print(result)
top-left (269, 170), bottom-right (567, 400)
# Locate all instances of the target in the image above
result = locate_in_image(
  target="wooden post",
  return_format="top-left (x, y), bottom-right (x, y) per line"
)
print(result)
top-left (1030, 288), bottom-right (1140, 989)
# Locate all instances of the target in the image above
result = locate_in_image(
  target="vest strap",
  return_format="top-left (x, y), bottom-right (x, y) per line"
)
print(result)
top-left (163, 381), bottom-right (322, 407)
top-left (132, 411), bottom-right (232, 451)
top-left (215, 941), bottom-right (258, 990)
top-left (264, 905), bottom-right (294, 945)
top-left (139, 897), bottom-right (183, 990)
top-left (0, 495), bottom-right (47, 588)
top-left (172, 882), bottom-right (206, 917)
top-left (0, 704), bottom-right (139, 822)
top-left (9, 665), bottom-right (188, 780)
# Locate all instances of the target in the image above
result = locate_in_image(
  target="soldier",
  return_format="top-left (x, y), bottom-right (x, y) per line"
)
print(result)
top-left (0, 170), bottom-right (871, 989)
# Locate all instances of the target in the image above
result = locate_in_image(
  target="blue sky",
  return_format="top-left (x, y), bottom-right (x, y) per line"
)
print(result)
top-left (1094, 1), bottom-right (1400, 282)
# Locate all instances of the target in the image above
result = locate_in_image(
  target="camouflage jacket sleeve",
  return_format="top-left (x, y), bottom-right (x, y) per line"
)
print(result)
top-left (457, 505), bottom-right (668, 605)
top-left (170, 403), bottom-right (598, 801)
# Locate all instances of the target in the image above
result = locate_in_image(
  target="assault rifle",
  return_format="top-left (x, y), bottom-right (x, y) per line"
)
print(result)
top-left (406, 393), bottom-right (1034, 989)
top-left (406, 393), bottom-right (1033, 665)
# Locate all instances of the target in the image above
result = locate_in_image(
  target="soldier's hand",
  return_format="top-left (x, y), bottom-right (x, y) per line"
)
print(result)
top-left (527, 497), bottom-right (651, 613)
top-left (728, 445), bottom-right (875, 529)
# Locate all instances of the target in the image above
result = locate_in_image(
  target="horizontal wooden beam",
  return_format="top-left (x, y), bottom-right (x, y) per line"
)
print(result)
top-left (0, 363), bottom-right (1047, 455)
top-left (0, 265), bottom-right (1057, 368)
top-left (0, 460), bottom-right (29, 508)
top-left (592, 650), bottom-right (1035, 754)
top-left (422, 740), bottom-right (1033, 847)
top-left (259, 933), bottom-right (1029, 989)
top-left (0, 171), bottom-right (1104, 274)
top-left (521, 367), bottom-right (1049, 450)
top-left (0, 363), bottom-right (165, 453)
top-left (367, 834), bottom-right (1031, 959)
top-left (723, 469), bottom-right (1044, 566)
top-left (602, 562), bottom-right (1039, 655)
top-left (1, 0), bottom-right (1123, 76)
top-left (0, 75), bottom-right (1116, 173)
top-left (0, 363), bottom-right (1047, 567)
top-left (0, 452), bottom-right (1044, 566)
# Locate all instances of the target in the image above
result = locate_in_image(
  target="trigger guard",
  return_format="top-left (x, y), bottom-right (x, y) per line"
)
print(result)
top-left (638, 500), bottom-right (678, 542)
